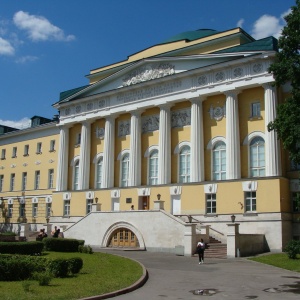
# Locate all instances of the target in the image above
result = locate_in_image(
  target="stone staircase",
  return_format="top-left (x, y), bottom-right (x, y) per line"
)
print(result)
top-left (204, 236), bottom-right (227, 258)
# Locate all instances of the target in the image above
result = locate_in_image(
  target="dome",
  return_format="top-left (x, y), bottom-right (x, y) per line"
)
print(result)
top-left (163, 29), bottom-right (218, 44)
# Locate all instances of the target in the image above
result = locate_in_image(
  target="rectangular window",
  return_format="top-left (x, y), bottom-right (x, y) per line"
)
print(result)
top-left (292, 192), bottom-right (300, 212)
top-left (50, 140), bottom-right (55, 152)
top-left (32, 203), bottom-right (38, 218)
top-left (46, 203), bottom-right (52, 217)
top-left (22, 172), bottom-right (27, 191)
top-left (86, 199), bottom-right (93, 214)
top-left (251, 102), bottom-right (261, 118)
top-left (206, 193), bottom-right (216, 214)
top-left (10, 173), bottom-right (15, 191)
top-left (0, 175), bottom-right (3, 192)
top-left (12, 147), bottom-right (17, 158)
top-left (48, 169), bottom-right (54, 189)
top-left (36, 142), bottom-right (42, 154)
top-left (35, 171), bottom-right (40, 190)
top-left (245, 191), bottom-right (257, 212)
top-left (75, 133), bottom-right (81, 146)
top-left (1, 149), bottom-right (6, 160)
top-left (24, 144), bottom-right (29, 156)
top-left (19, 203), bottom-right (25, 218)
top-left (8, 204), bottom-right (13, 218)
top-left (64, 200), bottom-right (70, 216)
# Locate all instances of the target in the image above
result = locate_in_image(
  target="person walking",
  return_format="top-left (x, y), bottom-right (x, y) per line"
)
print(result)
top-left (197, 238), bottom-right (205, 264)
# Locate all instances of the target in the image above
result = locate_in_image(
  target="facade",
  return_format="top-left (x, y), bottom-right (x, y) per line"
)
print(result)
top-left (1, 28), bottom-right (300, 255)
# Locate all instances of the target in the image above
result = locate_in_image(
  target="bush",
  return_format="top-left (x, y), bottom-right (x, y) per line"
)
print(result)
top-left (78, 245), bottom-right (93, 254)
top-left (0, 231), bottom-right (16, 236)
top-left (48, 258), bottom-right (69, 278)
top-left (43, 238), bottom-right (83, 252)
top-left (0, 255), bottom-right (47, 281)
top-left (68, 257), bottom-right (83, 274)
top-left (284, 240), bottom-right (300, 259)
top-left (33, 271), bottom-right (53, 286)
top-left (0, 241), bottom-right (44, 255)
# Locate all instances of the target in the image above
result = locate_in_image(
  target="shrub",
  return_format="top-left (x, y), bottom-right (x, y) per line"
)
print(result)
top-left (68, 257), bottom-right (83, 274)
top-left (284, 240), bottom-right (300, 259)
top-left (0, 231), bottom-right (16, 236)
top-left (33, 271), bottom-right (53, 286)
top-left (43, 238), bottom-right (83, 252)
top-left (0, 241), bottom-right (44, 255)
top-left (48, 258), bottom-right (69, 278)
top-left (78, 245), bottom-right (93, 254)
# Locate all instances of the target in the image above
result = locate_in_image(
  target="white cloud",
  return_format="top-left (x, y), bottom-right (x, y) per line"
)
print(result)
top-left (0, 118), bottom-right (31, 129)
top-left (13, 11), bottom-right (75, 42)
top-left (250, 8), bottom-right (292, 40)
top-left (0, 37), bottom-right (15, 55)
top-left (237, 18), bottom-right (244, 28)
top-left (15, 55), bottom-right (38, 64)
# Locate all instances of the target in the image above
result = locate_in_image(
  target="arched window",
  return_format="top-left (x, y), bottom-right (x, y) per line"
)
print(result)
top-left (149, 149), bottom-right (158, 185)
top-left (179, 146), bottom-right (190, 183)
top-left (73, 160), bottom-right (80, 190)
top-left (96, 157), bottom-right (103, 189)
top-left (212, 141), bottom-right (226, 180)
top-left (250, 137), bottom-right (265, 177)
top-left (121, 153), bottom-right (130, 187)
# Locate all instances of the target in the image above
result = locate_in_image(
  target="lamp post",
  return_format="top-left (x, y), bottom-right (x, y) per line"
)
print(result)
top-left (231, 214), bottom-right (236, 223)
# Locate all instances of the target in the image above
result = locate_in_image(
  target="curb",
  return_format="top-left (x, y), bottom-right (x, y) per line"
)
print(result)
top-left (79, 256), bottom-right (148, 300)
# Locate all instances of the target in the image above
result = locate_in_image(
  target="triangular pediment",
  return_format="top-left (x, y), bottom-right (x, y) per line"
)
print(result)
top-left (56, 51), bottom-right (265, 105)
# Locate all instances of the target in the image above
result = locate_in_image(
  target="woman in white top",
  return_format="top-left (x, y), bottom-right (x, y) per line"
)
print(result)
top-left (196, 238), bottom-right (205, 264)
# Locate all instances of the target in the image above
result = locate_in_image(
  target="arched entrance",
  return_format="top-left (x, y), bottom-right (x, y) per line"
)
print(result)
top-left (108, 228), bottom-right (140, 248)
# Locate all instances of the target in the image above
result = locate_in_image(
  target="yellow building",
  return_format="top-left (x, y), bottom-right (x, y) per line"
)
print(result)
top-left (1, 28), bottom-right (299, 255)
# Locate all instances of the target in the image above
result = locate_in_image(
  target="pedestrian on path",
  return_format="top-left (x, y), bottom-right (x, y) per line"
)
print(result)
top-left (197, 238), bottom-right (205, 264)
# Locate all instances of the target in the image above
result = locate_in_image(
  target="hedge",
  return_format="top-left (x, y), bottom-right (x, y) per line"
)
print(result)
top-left (0, 241), bottom-right (44, 255)
top-left (43, 238), bottom-right (85, 252)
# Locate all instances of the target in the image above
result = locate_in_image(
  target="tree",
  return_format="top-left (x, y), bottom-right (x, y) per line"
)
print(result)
top-left (268, 0), bottom-right (300, 165)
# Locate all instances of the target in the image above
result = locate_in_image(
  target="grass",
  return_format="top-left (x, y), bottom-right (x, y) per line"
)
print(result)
top-left (249, 253), bottom-right (300, 273)
top-left (0, 251), bottom-right (143, 300)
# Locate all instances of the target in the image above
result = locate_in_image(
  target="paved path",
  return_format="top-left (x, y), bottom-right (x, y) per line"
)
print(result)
top-left (97, 249), bottom-right (300, 300)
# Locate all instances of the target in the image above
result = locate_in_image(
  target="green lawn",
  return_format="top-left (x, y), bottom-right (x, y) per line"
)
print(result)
top-left (0, 251), bottom-right (143, 300)
top-left (249, 253), bottom-right (300, 273)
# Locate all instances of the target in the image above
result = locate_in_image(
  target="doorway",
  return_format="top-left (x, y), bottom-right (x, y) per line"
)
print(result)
top-left (171, 196), bottom-right (181, 215)
top-left (109, 228), bottom-right (140, 248)
top-left (112, 198), bottom-right (120, 211)
top-left (139, 196), bottom-right (149, 210)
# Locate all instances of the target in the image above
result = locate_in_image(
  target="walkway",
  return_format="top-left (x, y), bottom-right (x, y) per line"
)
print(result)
top-left (97, 249), bottom-right (300, 300)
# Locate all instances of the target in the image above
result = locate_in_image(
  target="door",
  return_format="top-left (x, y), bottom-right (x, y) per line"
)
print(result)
top-left (139, 196), bottom-right (149, 210)
top-left (172, 196), bottom-right (181, 215)
top-left (112, 198), bottom-right (120, 211)
top-left (109, 228), bottom-right (139, 248)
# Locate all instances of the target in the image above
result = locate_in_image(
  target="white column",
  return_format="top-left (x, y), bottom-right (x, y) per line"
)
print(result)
top-left (128, 111), bottom-right (141, 187)
top-left (56, 126), bottom-right (69, 191)
top-left (78, 121), bottom-right (91, 190)
top-left (225, 90), bottom-right (241, 179)
top-left (190, 97), bottom-right (205, 182)
top-left (263, 83), bottom-right (281, 176)
top-left (158, 105), bottom-right (171, 184)
top-left (102, 116), bottom-right (115, 188)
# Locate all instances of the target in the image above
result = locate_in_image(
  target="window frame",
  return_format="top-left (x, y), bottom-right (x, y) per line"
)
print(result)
top-left (178, 145), bottom-right (191, 183)
top-left (22, 172), bottom-right (27, 191)
top-left (148, 149), bottom-right (158, 185)
top-left (12, 147), bottom-right (17, 158)
top-left (86, 199), bottom-right (93, 214)
top-left (32, 203), bottom-right (38, 218)
top-left (64, 200), bottom-right (70, 216)
top-left (35, 170), bottom-right (40, 190)
top-left (120, 153), bottom-right (130, 187)
top-left (73, 160), bottom-right (80, 190)
top-left (250, 101), bottom-right (261, 118)
top-left (49, 140), bottom-right (55, 152)
top-left (1, 149), bottom-right (6, 160)
top-left (48, 169), bottom-right (54, 189)
top-left (10, 173), bottom-right (15, 191)
top-left (245, 191), bottom-right (257, 212)
top-left (96, 156), bottom-right (103, 189)
top-left (249, 136), bottom-right (265, 177)
top-left (0, 175), bottom-right (3, 192)
top-left (24, 144), bottom-right (29, 156)
top-left (212, 141), bottom-right (226, 180)
top-left (206, 193), bottom-right (217, 214)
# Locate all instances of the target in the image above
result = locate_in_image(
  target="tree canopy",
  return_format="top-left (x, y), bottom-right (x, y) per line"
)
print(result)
top-left (268, 0), bottom-right (300, 165)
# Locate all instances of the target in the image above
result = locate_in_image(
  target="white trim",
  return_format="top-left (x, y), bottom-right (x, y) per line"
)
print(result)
top-left (32, 197), bottom-right (38, 204)
top-left (207, 136), bottom-right (226, 150)
top-left (204, 183), bottom-right (218, 194)
top-left (174, 141), bottom-right (191, 154)
top-left (144, 145), bottom-right (159, 157)
top-left (243, 131), bottom-right (265, 145)
top-left (242, 181), bottom-right (258, 192)
top-left (117, 149), bottom-right (130, 161)
top-left (93, 153), bottom-right (104, 189)
top-left (70, 155), bottom-right (80, 166)
top-left (63, 192), bottom-right (71, 200)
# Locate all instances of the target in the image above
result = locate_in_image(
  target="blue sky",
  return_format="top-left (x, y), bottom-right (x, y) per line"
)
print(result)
top-left (0, 0), bottom-right (295, 129)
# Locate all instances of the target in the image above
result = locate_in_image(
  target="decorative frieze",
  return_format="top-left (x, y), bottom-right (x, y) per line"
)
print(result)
top-left (141, 115), bottom-right (159, 133)
top-left (118, 120), bottom-right (130, 137)
top-left (95, 126), bottom-right (105, 139)
top-left (209, 104), bottom-right (226, 121)
top-left (171, 108), bottom-right (191, 128)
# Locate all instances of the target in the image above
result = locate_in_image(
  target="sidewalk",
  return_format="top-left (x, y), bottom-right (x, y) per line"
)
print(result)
top-left (96, 249), bottom-right (300, 300)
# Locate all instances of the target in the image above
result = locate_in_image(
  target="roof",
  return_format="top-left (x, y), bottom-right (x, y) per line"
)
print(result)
top-left (59, 85), bottom-right (89, 102)
top-left (162, 29), bottom-right (219, 43)
top-left (214, 36), bottom-right (278, 53)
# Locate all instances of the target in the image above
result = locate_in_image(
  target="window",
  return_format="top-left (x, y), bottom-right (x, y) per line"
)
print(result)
top-left (49, 140), bottom-right (55, 152)
top-left (149, 150), bottom-right (158, 185)
top-left (96, 157), bottom-right (103, 189)
top-left (12, 147), bottom-right (17, 158)
top-left (250, 137), bottom-right (265, 177)
top-left (10, 173), bottom-right (15, 191)
top-left (36, 142), bottom-right (42, 154)
top-left (212, 141), bottom-right (226, 180)
top-left (179, 146), bottom-right (190, 183)
top-left (206, 193), bottom-right (216, 214)
top-left (19, 203), bottom-right (25, 218)
top-left (75, 133), bottom-right (81, 146)
top-left (48, 169), bottom-right (54, 189)
top-left (8, 204), bottom-right (13, 218)
top-left (121, 154), bottom-right (129, 187)
top-left (32, 203), bottom-right (38, 218)
top-left (0, 175), bottom-right (3, 192)
top-left (24, 144), bottom-right (29, 156)
top-left (251, 102), bottom-right (261, 118)
top-left (73, 161), bottom-right (79, 190)
top-left (292, 192), bottom-right (300, 212)
top-left (22, 172), bottom-right (27, 191)
top-left (35, 171), bottom-right (40, 190)
top-left (86, 199), bottom-right (93, 214)
top-left (46, 203), bottom-right (52, 217)
top-left (64, 200), bottom-right (70, 216)
top-left (245, 191), bottom-right (256, 212)
top-left (1, 149), bottom-right (6, 160)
